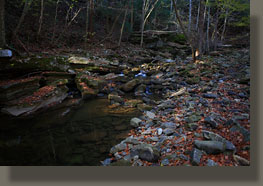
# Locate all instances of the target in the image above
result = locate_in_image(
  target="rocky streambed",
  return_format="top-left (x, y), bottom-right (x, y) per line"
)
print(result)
top-left (0, 42), bottom-right (250, 166)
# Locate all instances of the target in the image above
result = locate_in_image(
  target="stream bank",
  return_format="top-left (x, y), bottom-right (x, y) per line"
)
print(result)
top-left (0, 39), bottom-right (250, 166)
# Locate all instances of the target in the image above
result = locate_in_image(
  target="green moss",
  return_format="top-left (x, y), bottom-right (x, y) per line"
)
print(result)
top-left (168, 33), bottom-right (187, 44)
top-left (186, 76), bottom-right (200, 85)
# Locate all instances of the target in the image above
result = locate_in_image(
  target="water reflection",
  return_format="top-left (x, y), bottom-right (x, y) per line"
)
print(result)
top-left (0, 99), bottom-right (139, 165)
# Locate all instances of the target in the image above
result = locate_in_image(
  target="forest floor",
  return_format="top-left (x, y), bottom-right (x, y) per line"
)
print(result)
top-left (0, 39), bottom-right (250, 166)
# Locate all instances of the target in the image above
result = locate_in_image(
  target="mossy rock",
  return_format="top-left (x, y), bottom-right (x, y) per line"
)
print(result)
top-left (167, 33), bottom-right (187, 44)
top-left (110, 160), bottom-right (132, 166)
top-left (179, 69), bottom-right (190, 77)
top-left (186, 76), bottom-right (200, 85)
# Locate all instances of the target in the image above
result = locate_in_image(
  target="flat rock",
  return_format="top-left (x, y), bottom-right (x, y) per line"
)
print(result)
top-left (203, 93), bottom-right (218, 99)
top-left (161, 122), bottom-right (178, 129)
top-left (110, 143), bottom-right (127, 154)
top-left (194, 140), bottom-right (225, 154)
top-left (163, 128), bottom-right (175, 136)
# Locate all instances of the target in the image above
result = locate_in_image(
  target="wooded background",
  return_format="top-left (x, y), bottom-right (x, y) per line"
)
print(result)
top-left (0, 0), bottom-right (249, 55)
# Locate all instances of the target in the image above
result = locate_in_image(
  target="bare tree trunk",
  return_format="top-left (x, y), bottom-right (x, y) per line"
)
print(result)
top-left (197, 0), bottom-right (205, 56)
top-left (88, 0), bottom-right (94, 34)
top-left (221, 7), bottom-right (228, 41)
top-left (55, 7), bottom-right (83, 44)
top-left (37, 0), bottom-right (44, 40)
top-left (213, 6), bottom-right (219, 51)
top-left (206, 2), bottom-right (210, 53)
top-left (13, 0), bottom-right (32, 38)
top-left (118, 6), bottom-right (128, 46)
top-left (140, 0), bottom-right (159, 47)
top-left (172, 0), bottom-right (196, 62)
top-left (140, 0), bottom-right (146, 47)
top-left (51, 0), bottom-right (60, 43)
top-left (195, 0), bottom-right (200, 31)
top-left (188, 0), bottom-right (192, 34)
top-left (0, 0), bottom-right (6, 48)
top-left (85, 0), bottom-right (89, 49)
top-left (130, 0), bottom-right (133, 32)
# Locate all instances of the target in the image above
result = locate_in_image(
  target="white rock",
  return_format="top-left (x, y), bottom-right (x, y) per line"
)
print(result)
top-left (146, 111), bottom-right (156, 119)
top-left (157, 128), bottom-right (163, 135)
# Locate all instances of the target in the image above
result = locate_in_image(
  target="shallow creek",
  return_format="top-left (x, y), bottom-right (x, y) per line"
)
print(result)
top-left (0, 98), bottom-right (140, 165)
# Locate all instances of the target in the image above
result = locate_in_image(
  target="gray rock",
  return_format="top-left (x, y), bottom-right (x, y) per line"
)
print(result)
top-left (146, 111), bottom-right (156, 119)
top-left (233, 155), bottom-right (250, 166)
top-left (178, 154), bottom-right (189, 161)
top-left (161, 122), bottom-right (178, 129)
top-left (122, 79), bottom-right (140, 92)
top-left (130, 144), bottom-right (160, 162)
top-left (204, 116), bottom-right (218, 128)
top-left (108, 94), bottom-right (124, 103)
top-left (135, 84), bottom-right (146, 96)
top-left (101, 158), bottom-right (112, 166)
top-left (110, 143), bottom-right (127, 154)
top-left (190, 148), bottom-right (203, 166)
top-left (202, 130), bottom-right (236, 152)
top-left (186, 123), bottom-right (199, 131)
top-left (161, 158), bottom-right (170, 166)
top-left (146, 137), bottom-right (159, 142)
top-left (185, 115), bottom-right (202, 123)
top-left (203, 93), bottom-right (218, 99)
top-left (123, 137), bottom-right (141, 145)
top-left (230, 124), bottom-right (250, 143)
top-left (130, 117), bottom-right (142, 127)
top-left (206, 159), bottom-right (218, 166)
top-left (163, 128), bottom-right (175, 136)
top-left (194, 140), bottom-right (225, 154)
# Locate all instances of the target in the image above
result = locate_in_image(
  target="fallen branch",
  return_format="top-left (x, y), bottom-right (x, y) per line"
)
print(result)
top-left (170, 87), bottom-right (186, 97)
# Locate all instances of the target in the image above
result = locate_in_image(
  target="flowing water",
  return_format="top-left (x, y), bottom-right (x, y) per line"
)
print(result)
top-left (0, 98), bottom-right (140, 166)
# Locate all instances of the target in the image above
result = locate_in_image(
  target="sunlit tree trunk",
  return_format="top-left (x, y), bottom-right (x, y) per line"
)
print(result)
top-left (140, 0), bottom-right (159, 47)
top-left (0, 0), bottom-right (5, 48)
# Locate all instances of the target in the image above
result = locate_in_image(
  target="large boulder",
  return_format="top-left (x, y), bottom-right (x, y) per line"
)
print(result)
top-left (130, 117), bottom-right (142, 127)
top-left (75, 74), bottom-right (106, 99)
top-left (121, 79), bottom-right (140, 92)
top-left (202, 130), bottom-right (236, 152)
top-left (194, 140), bottom-right (225, 154)
top-left (130, 143), bottom-right (160, 162)
top-left (0, 49), bottom-right (12, 58)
